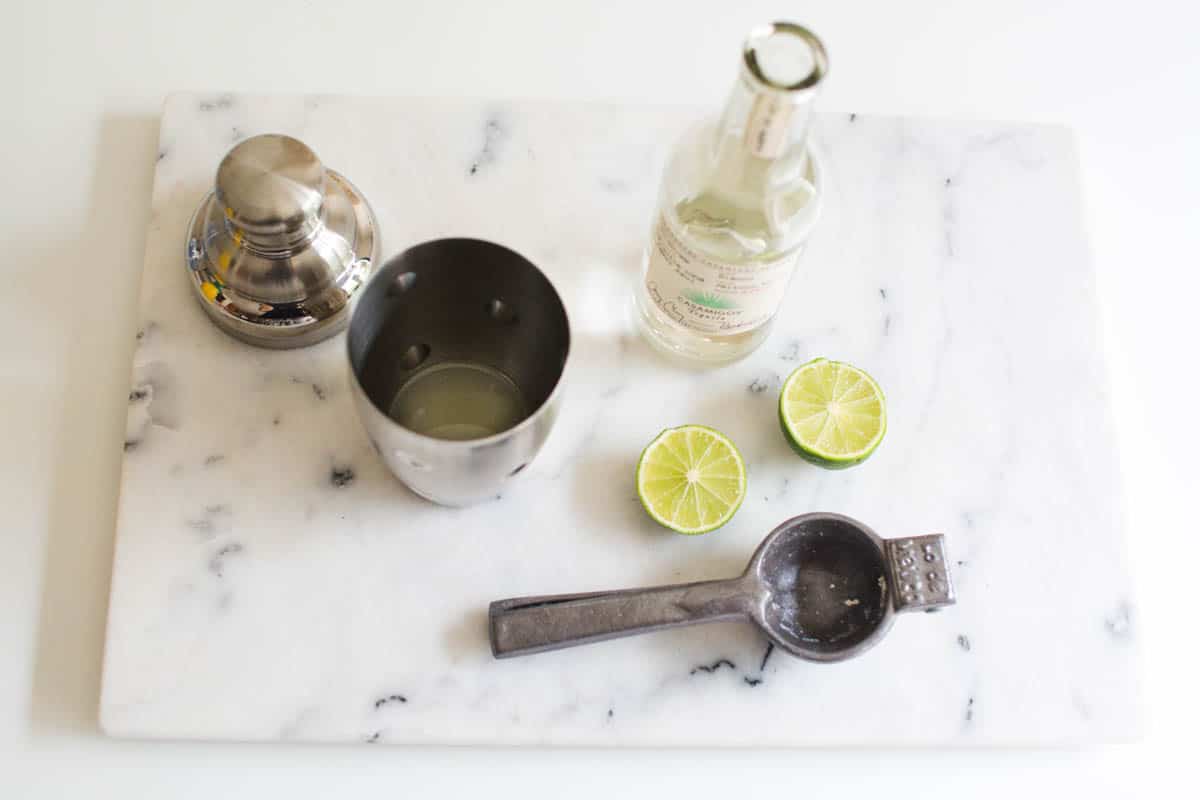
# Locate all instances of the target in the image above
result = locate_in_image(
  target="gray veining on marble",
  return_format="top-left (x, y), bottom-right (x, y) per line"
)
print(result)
top-left (99, 95), bottom-right (1137, 745)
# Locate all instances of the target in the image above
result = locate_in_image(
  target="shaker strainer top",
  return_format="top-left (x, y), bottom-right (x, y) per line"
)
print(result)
top-left (185, 133), bottom-right (379, 349)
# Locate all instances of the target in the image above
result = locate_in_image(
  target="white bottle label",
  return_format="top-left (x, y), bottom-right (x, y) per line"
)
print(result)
top-left (643, 216), bottom-right (798, 335)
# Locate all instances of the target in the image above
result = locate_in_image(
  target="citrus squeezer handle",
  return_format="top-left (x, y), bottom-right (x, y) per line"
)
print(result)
top-left (488, 577), bottom-right (752, 659)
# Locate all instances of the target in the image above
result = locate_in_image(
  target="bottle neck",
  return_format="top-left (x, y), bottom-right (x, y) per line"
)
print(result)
top-left (707, 24), bottom-right (827, 187)
top-left (714, 72), bottom-right (818, 162)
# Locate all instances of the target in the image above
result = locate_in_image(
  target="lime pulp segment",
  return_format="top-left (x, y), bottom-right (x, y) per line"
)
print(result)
top-left (779, 358), bottom-right (886, 467)
top-left (636, 425), bottom-right (746, 534)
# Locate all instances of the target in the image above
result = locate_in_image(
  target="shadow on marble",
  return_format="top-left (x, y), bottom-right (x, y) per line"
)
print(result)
top-left (443, 608), bottom-right (490, 663)
top-left (29, 113), bottom-right (161, 736)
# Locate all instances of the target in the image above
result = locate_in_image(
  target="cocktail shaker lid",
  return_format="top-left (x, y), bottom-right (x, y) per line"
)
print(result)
top-left (185, 133), bottom-right (379, 348)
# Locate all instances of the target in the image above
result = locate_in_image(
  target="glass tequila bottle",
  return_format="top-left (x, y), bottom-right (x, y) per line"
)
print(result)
top-left (634, 22), bottom-right (828, 364)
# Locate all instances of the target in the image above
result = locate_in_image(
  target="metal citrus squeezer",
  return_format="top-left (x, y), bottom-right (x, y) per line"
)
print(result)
top-left (490, 513), bottom-right (956, 662)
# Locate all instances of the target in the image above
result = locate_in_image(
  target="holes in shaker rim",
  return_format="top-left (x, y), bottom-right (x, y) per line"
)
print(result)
top-left (399, 343), bottom-right (430, 370)
top-left (487, 298), bottom-right (517, 324)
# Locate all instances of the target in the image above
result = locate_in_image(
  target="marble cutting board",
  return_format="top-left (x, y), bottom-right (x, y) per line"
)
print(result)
top-left (99, 94), bottom-right (1138, 746)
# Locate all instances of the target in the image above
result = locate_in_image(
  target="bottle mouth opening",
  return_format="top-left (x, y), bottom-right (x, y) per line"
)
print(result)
top-left (743, 22), bottom-right (828, 92)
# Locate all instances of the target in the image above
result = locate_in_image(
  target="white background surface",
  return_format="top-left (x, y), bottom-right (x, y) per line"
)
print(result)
top-left (2, 0), bottom-right (1197, 795)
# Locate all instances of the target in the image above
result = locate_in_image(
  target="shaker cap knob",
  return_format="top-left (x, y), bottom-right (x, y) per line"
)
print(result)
top-left (215, 134), bottom-right (325, 247)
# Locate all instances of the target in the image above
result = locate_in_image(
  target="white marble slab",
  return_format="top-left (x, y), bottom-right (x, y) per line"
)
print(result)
top-left (99, 94), bottom-right (1137, 745)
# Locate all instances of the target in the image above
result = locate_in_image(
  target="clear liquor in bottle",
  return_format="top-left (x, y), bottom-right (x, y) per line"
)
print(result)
top-left (634, 22), bottom-right (828, 365)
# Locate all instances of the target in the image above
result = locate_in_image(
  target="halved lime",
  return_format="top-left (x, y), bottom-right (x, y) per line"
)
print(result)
top-left (779, 358), bottom-right (886, 469)
top-left (636, 425), bottom-right (746, 535)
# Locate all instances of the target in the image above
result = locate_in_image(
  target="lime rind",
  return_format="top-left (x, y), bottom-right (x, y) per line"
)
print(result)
top-left (778, 358), bottom-right (887, 469)
top-left (636, 425), bottom-right (746, 535)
